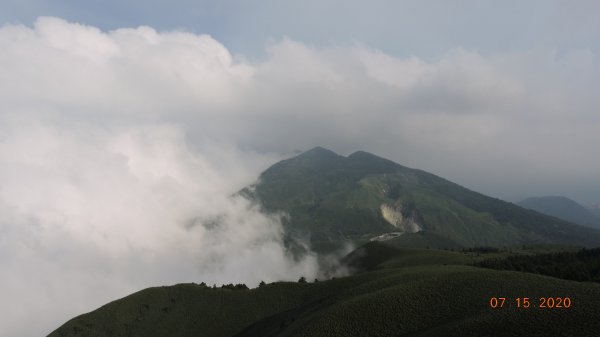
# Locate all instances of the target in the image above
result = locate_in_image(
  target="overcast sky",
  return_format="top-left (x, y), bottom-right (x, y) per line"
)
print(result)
top-left (1, 1), bottom-right (600, 336)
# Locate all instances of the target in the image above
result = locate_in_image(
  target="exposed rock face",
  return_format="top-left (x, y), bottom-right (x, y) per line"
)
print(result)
top-left (380, 204), bottom-right (404, 228)
top-left (380, 200), bottom-right (423, 233)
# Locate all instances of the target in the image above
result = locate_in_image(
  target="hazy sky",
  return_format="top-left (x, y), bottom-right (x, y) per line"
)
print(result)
top-left (1, 2), bottom-right (600, 336)
top-left (3, 1), bottom-right (600, 60)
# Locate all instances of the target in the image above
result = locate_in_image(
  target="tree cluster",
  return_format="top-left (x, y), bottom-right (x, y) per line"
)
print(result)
top-left (220, 283), bottom-right (249, 290)
top-left (477, 248), bottom-right (600, 283)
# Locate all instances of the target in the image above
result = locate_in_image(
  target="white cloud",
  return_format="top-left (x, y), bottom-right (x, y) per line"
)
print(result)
top-left (0, 121), bottom-right (319, 337)
top-left (0, 16), bottom-right (599, 336)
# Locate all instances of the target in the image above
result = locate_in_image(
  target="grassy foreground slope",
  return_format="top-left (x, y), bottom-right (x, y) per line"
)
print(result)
top-left (49, 244), bottom-right (600, 337)
top-left (242, 147), bottom-right (600, 250)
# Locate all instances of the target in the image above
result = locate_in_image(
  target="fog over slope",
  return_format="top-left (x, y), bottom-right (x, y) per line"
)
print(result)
top-left (0, 123), bottom-right (320, 336)
top-left (1, 17), bottom-right (600, 337)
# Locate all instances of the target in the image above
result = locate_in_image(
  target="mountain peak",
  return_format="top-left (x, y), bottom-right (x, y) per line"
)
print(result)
top-left (347, 150), bottom-right (384, 160)
top-left (300, 146), bottom-right (340, 158)
top-left (347, 150), bottom-right (404, 172)
top-left (248, 149), bottom-right (600, 251)
top-left (347, 150), bottom-right (370, 157)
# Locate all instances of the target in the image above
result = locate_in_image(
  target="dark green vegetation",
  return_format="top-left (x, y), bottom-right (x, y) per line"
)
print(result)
top-left (478, 247), bottom-right (600, 283)
top-left (518, 196), bottom-right (600, 229)
top-left (49, 244), bottom-right (600, 337)
top-left (242, 147), bottom-right (600, 251)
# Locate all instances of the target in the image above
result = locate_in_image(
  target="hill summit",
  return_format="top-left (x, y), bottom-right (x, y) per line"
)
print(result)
top-left (242, 147), bottom-right (600, 251)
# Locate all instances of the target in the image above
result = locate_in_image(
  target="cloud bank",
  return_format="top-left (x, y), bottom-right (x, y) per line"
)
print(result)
top-left (1, 17), bottom-right (600, 336)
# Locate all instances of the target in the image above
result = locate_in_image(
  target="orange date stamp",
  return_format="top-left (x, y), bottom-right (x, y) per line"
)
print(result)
top-left (489, 297), bottom-right (572, 309)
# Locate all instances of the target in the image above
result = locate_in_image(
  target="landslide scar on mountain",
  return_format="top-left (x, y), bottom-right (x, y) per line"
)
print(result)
top-left (380, 200), bottom-right (423, 233)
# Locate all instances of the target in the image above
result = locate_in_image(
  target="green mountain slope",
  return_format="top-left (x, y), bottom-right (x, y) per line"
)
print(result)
top-left (242, 147), bottom-right (600, 250)
top-left (49, 245), bottom-right (600, 337)
top-left (518, 196), bottom-right (600, 229)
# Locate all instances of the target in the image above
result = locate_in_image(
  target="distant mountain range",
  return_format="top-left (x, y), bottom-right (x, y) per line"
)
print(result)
top-left (518, 196), bottom-right (600, 230)
top-left (586, 203), bottom-right (600, 218)
top-left (242, 147), bottom-right (600, 251)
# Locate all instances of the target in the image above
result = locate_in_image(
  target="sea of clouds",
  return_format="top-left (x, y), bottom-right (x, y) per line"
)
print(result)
top-left (1, 17), bottom-right (599, 336)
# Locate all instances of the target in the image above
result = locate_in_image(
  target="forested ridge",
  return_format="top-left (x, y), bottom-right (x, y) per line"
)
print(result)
top-left (477, 248), bottom-right (600, 283)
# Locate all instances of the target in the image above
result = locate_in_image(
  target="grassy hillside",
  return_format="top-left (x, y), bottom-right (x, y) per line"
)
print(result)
top-left (49, 245), bottom-right (600, 337)
top-left (242, 147), bottom-right (600, 251)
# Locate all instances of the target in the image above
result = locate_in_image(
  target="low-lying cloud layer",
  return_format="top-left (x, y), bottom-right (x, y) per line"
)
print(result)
top-left (1, 17), bottom-right (599, 336)
top-left (0, 121), bottom-right (321, 336)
